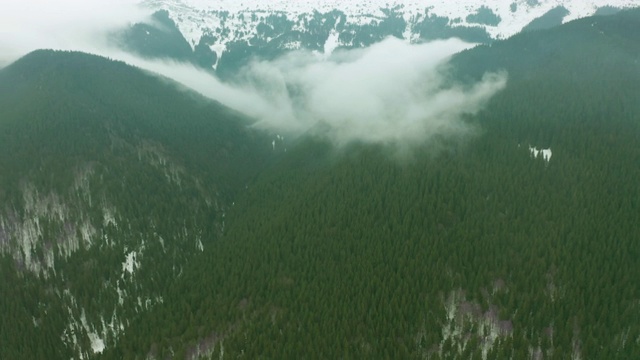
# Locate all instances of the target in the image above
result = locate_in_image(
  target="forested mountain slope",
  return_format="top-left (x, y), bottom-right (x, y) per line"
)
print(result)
top-left (451, 7), bottom-right (640, 82)
top-left (101, 10), bottom-right (640, 359)
top-left (0, 50), bottom-right (274, 358)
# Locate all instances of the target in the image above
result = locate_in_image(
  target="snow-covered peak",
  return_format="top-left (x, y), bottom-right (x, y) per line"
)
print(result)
top-left (142, 0), bottom-right (638, 48)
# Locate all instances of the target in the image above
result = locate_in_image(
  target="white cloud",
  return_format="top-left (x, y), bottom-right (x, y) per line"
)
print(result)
top-left (227, 37), bottom-right (507, 146)
top-left (0, 0), bottom-right (149, 66)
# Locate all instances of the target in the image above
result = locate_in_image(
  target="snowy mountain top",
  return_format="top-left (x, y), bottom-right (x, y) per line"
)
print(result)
top-left (143, 0), bottom-right (638, 46)
top-left (144, 0), bottom-right (635, 18)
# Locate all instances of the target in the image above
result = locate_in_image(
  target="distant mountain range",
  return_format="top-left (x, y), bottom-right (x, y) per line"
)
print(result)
top-left (136, 0), bottom-right (637, 75)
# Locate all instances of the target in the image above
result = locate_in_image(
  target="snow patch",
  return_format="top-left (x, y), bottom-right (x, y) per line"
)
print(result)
top-left (88, 331), bottom-right (105, 354)
top-left (529, 146), bottom-right (552, 162)
top-left (80, 311), bottom-right (105, 354)
top-left (323, 28), bottom-right (341, 56)
top-left (122, 251), bottom-right (139, 276)
top-left (420, 288), bottom-right (513, 358)
top-left (0, 185), bottom-right (80, 275)
top-left (142, 0), bottom-right (638, 50)
top-left (282, 40), bottom-right (302, 50)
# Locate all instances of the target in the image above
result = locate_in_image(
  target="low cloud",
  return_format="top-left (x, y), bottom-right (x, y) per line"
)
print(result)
top-left (230, 38), bottom-right (507, 146)
top-left (0, 0), bottom-right (148, 67)
top-left (1, 1), bottom-right (507, 148)
top-left (115, 38), bottom-right (507, 148)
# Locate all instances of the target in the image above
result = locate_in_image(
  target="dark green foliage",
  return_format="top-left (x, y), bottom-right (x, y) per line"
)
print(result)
top-left (522, 6), bottom-right (570, 32)
top-left (0, 50), bottom-right (273, 359)
top-left (103, 9), bottom-right (640, 359)
top-left (4, 8), bottom-right (640, 360)
top-left (193, 35), bottom-right (218, 70)
top-left (215, 40), bottom-right (257, 80)
top-left (415, 12), bottom-right (492, 43)
top-left (451, 8), bottom-right (640, 84)
top-left (377, 8), bottom-right (407, 40)
top-left (116, 10), bottom-right (194, 62)
top-left (466, 6), bottom-right (502, 26)
top-left (594, 6), bottom-right (622, 16)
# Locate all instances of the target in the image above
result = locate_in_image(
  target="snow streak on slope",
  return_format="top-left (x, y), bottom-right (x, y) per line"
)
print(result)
top-left (142, 0), bottom-right (638, 49)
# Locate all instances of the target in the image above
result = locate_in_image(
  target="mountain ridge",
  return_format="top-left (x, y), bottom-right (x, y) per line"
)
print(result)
top-left (130, 0), bottom-right (638, 78)
top-left (0, 49), bottom-right (276, 359)
top-left (142, 0), bottom-right (637, 58)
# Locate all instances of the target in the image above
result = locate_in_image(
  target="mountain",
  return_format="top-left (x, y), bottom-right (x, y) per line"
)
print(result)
top-left (0, 50), bottom-right (276, 359)
top-left (115, 10), bottom-right (195, 63)
top-left (98, 9), bottom-right (638, 360)
top-left (2, 7), bottom-right (640, 360)
top-left (137, 0), bottom-right (637, 76)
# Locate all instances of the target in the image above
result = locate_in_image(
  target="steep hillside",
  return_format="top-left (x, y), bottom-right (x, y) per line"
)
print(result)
top-left (101, 10), bottom-right (640, 359)
top-left (451, 7), bottom-right (640, 81)
top-left (115, 10), bottom-right (195, 63)
top-left (0, 50), bottom-right (274, 359)
top-left (3, 8), bottom-right (640, 360)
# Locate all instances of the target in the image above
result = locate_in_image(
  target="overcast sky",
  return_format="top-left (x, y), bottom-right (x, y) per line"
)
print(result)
top-left (0, 0), bottom-right (147, 66)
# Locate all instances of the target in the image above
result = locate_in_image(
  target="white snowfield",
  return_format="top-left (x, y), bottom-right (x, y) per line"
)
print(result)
top-left (142, 0), bottom-right (637, 49)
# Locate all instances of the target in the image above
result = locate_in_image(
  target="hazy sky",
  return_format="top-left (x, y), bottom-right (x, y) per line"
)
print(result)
top-left (0, 0), bottom-right (147, 66)
top-left (0, 0), bottom-right (507, 148)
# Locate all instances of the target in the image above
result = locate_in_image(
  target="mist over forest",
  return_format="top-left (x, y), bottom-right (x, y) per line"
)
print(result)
top-left (1, 1), bottom-right (640, 359)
